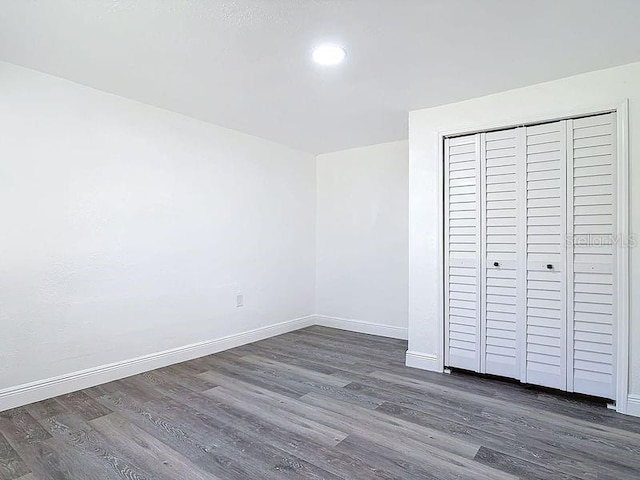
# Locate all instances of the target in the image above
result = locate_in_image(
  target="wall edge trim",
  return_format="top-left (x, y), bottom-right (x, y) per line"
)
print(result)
top-left (405, 350), bottom-right (442, 372)
top-left (314, 314), bottom-right (408, 340)
top-left (0, 315), bottom-right (315, 412)
top-left (626, 395), bottom-right (640, 417)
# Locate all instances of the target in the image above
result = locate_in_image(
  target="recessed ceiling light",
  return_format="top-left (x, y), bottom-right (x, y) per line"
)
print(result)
top-left (312, 44), bottom-right (347, 66)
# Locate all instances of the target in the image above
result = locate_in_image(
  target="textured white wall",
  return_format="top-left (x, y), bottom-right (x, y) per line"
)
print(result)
top-left (316, 141), bottom-right (409, 336)
top-left (0, 62), bottom-right (316, 390)
top-left (408, 61), bottom-right (640, 396)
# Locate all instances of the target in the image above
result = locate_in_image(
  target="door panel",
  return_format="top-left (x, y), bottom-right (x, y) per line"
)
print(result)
top-left (481, 129), bottom-right (522, 378)
top-left (524, 121), bottom-right (567, 390)
top-left (568, 113), bottom-right (616, 399)
top-left (445, 134), bottom-right (481, 371)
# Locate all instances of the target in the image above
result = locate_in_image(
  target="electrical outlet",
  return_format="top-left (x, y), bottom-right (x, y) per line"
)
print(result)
top-left (236, 294), bottom-right (244, 308)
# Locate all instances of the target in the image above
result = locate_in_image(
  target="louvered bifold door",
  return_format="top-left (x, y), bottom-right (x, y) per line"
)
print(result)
top-left (567, 113), bottom-right (617, 399)
top-left (524, 121), bottom-right (567, 390)
top-left (445, 134), bottom-right (481, 372)
top-left (480, 129), bottom-right (524, 378)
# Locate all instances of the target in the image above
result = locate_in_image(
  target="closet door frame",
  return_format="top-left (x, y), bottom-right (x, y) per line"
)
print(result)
top-left (437, 100), bottom-right (630, 414)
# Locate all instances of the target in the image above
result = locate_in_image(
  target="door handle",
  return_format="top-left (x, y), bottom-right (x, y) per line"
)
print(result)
top-left (493, 262), bottom-right (500, 267)
top-left (546, 264), bottom-right (553, 270)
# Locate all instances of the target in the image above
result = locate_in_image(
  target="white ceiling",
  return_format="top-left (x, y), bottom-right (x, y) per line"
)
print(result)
top-left (1, 1), bottom-right (640, 154)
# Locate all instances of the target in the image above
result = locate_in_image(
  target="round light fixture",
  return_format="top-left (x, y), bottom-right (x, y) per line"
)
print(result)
top-left (312, 44), bottom-right (347, 66)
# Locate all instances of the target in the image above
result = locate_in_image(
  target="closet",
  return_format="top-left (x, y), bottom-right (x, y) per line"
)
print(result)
top-left (444, 112), bottom-right (617, 399)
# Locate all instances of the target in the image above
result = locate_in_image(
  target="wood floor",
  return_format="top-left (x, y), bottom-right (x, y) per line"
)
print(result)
top-left (1, 326), bottom-right (640, 480)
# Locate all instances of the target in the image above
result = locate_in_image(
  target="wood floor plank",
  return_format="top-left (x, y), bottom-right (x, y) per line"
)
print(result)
top-left (95, 391), bottom-right (221, 461)
top-left (24, 400), bottom-right (66, 424)
top-left (193, 355), bottom-right (312, 398)
top-left (229, 343), bottom-right (340, 375)
top-left (199, 366), bottom-right (385, 410)
top-left (364, 370), bottom-right (640, 461)
top-left (52, 391), bottom-right (112, 422)
top-left (3, 326), bottom-right (640, 479)
top-left (0, 409), bottom-right (51, 447)
top-left (193, 387), bottom-right (401, 479)
top-left (39, 413), bottom-right (156, 480)
top-left (374, 401), bottom-right (629, 479)
top-left (200, 381), bottom-right (414, 479)
top-left (236, 354), bottom-right (352, 388)
top-left (0, 409), bottom-right (89, 480)
top-left (89, 413), bottom-right (219, 480)
top-left (371, 360), bottom-right (626, 425)
top-left (339, 373), bottom-right (640, 475)
top-left (82, 380), bottom-right (124, 400)
top-left (474, 446), bottom-right (580, 480)
top-left (143, 390), bottom-right (343, 480)
top-left (205, 382), bottom-right (487, 480)
top-left (287, 329), bottom-right (406, 362)
top-left (154, 365), bottom-right (218, 393)
top-left (331, 435), bottom-right (440, 480)
top-left (257, 336), bottom-right (383, 373)
top-left (0, 431), bottom-right (30, 480)
top-left (98, 387), bottom-right (339, 480)
top-left (205, 386), bottom-right (348, 447)
top-left (298, 392), bottom-right (519, 480)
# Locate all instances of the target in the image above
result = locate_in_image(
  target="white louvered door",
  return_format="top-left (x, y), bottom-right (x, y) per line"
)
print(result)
top-left (523, 121), bottom-right (567, 390)
top-left (444, 134), bottom-right (481, 372)
top-left (481, 129), bottom-right (524, 378)
top-left (444, 113), bottom-right (618, 400)
top-left (567, 113), bottom-right (617, 399)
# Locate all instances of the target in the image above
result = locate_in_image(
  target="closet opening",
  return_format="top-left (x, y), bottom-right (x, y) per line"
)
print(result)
top-left (442, 106), bottom-right (628, 407)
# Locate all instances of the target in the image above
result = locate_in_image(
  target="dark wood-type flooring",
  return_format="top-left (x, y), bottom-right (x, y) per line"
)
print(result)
top-left (1, 326), bottom-right (640, 479)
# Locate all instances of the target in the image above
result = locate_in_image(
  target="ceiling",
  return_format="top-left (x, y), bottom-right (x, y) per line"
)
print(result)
top-left (1, 1), bottom-right (640, 154)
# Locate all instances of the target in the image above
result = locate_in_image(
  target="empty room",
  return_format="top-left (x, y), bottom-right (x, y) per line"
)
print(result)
top-left (2, 1), bottom-right (640, 479)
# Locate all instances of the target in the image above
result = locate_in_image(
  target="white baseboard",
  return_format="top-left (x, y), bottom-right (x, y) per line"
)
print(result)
top-left (0, 315), bottom-right (315, 413)
top-left (11, 313), bottom-right (634, 417)
top-left (405, 350), bottom-right (442, 372)
top-left (626, 395), bottom-right (640, 417)
top-left (1, 313), bottom-right (411, 412)
top-left (314, 315), bottom-right (408, 340)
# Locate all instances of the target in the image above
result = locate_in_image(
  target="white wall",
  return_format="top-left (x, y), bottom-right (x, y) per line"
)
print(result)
top-left (408, 62), bottom-right (640, 402)
top-left (316, 141), bottom-right (409, 339)
top-left (0, 61), bottom-right (316, 394)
